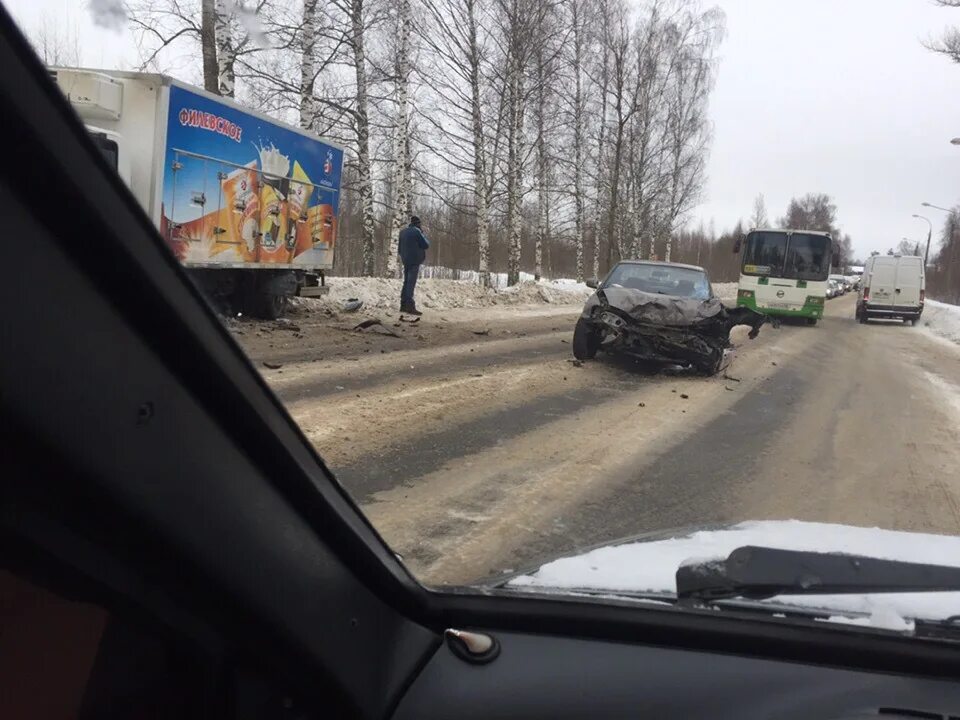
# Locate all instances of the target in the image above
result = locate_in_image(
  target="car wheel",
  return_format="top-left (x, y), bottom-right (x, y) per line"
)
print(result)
top-left (806, 317), bottom-right (818, 326)
top-left (572, 317), bottom-right (600, 360)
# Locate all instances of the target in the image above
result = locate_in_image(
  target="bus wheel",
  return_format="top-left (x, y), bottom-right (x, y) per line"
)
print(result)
top-left (806, 317), bottom-right (818, 326)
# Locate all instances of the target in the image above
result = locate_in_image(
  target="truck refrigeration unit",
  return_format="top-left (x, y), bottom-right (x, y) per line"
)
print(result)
top-left (51, 68), bottom-right (345, 318)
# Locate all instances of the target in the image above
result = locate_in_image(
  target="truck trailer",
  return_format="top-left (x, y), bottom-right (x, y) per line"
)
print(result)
top-left (51, 68), bottom-right (345, 318)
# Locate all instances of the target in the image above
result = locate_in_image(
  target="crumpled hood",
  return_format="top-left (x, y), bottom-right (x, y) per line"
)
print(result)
top-left (505, 520), bottom-right (960, 630)
top-left (582, 287), bottom-right (723, 326)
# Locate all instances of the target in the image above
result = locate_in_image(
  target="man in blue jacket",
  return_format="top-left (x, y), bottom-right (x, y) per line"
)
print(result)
top-left (397, 215), bottom-right (430, 315)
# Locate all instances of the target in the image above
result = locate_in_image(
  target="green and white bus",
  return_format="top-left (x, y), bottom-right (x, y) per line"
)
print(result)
top-left (734, 228), bottom-right (834, 325)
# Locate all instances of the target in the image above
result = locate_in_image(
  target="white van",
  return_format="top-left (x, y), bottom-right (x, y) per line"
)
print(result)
top-left (856, 255), bottom-right (924, 325)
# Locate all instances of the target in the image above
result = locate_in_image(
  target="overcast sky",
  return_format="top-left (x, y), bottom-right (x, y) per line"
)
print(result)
top-left (4, 0), bottom-right (959, 259)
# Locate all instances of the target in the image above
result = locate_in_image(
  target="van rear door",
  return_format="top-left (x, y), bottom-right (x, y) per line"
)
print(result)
top-left (894, 256), bottom-right (923, 309)
top-left (867, 257), bottom-right (897, 309)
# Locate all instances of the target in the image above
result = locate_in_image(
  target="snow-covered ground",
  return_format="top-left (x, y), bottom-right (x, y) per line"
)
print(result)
top-left (919, 299), bottom-right (960, 346)
top-left (509, 520), bottom-right (960, 631)
top-left (712, 282), bottom-right (738, 305)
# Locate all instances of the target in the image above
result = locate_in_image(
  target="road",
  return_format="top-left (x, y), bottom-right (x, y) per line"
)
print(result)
top-left (237, 293), bottom-right (960, 586)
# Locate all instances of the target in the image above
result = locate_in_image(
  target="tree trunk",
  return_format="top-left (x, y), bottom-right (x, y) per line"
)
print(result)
top-left (386, 0), bottom-right (411, 278)
top-left (571, 0), bottom-right (585, 282)
top-left (534, 47), bottom-right (547, 281)
top-left (214, 0), bottom-right (235, 97)
top-left (299, 0), bottom-right (318, 129)
top-left (350, 0), bottom-right (376, 276)
top-left (506, 61), bottom-right (523, 286)
top-left (468, 0), bottom-right (491, 288)
top-left (201, 0), bottom-right (218, 94)
top-left (592, 28), bottom-right (610, 280)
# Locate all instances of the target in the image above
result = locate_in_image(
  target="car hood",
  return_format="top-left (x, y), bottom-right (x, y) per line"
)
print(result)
top-left (505, 520), bottom-right (960, 630)
top-left (583, 287), bottom-right (722, 325)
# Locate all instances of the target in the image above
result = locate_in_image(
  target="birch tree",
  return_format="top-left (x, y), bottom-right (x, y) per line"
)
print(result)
top-left (566, 0), bottom-right (589, 281)
top-left (337, 0), bottom-right (376, 275)
top-left (386, 0), bottom-right (412, 278)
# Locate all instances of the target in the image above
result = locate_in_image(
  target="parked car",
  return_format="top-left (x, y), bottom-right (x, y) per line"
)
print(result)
top-left (856, 255), bottom-right (925, 325)
top-left (826, 279), bottom-right (841, 298)
top-left (828, 274), bottom-right (849, 295)
top-left (574, 260), bottom-right (767, 375)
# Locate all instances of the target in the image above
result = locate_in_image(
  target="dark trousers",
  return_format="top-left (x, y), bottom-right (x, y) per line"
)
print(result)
top-left (401, 264), bottom-right (420, 307)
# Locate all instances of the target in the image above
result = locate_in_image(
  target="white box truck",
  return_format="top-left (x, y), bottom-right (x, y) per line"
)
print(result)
top-left (50, 68), bottom-right (345, 318)
top-left (856, 255), bottom-right (925, 325)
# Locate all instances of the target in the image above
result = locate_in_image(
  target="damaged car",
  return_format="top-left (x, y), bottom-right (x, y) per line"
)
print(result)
top-left (574, 260), bottom-right (767, 375)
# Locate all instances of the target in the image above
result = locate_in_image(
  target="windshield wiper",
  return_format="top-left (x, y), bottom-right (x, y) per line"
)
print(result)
top-left (677, 546), bottom-right (960, 602)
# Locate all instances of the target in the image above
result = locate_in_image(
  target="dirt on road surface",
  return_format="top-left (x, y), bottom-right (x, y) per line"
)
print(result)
top-left (233, 293), bottom-right (960, 587)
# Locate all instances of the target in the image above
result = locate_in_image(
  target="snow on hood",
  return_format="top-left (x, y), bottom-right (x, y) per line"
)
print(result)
top-left (583, 287), bottom-right (723, 326)
top-left (508, 520), bottom-right (960, 629)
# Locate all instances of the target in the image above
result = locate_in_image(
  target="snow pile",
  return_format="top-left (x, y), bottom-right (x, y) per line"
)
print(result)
top-left (919, 300), bottom-right (960, 346)
top-left (509, 519), bottom-right (960, 627)
top-left (302, 276), bottom-right (592, 311)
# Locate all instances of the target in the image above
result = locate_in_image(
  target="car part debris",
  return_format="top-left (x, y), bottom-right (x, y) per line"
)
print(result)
top-left (353, 318), bottom-right (401, 338)
top-left (342, 298), bottom-right (364, 312)
top-left (574, 286), bottom-right (767, 376)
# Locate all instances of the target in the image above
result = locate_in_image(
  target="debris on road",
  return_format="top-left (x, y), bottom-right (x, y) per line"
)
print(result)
top-left (472, 329), bottom-right (490, 335)
top-left (342, 298), bottom-right (364, 313)
top-left (725, 386), bottom-right (735, 392)
top-left (680, 393), bottom-right (689, 399)
top-left (262, 361), bottom-right (283, 370)
top-left (400, 316), bottom-right (421, 324)
top-left (354, 318), bottom-right (401, 338)
top-left (638, 402), bottom-right (646, 407)
top-left (723, 373), bottom-right (742, 382)
top-left (568, 359), bottom-right (583, 367)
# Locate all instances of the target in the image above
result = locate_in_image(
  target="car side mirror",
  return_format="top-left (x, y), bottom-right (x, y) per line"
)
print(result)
top-left (586, 278), bottom-right (599, 289)
top-left (733, 236), bottom-right (743, 254)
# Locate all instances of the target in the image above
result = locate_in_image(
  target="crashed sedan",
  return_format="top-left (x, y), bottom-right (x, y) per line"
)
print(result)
top-left (574, 260), bottom-right (767, 375)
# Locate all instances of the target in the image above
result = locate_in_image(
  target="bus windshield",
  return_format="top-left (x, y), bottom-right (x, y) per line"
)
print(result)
top-left (742, 231), bottom-right (831, 281)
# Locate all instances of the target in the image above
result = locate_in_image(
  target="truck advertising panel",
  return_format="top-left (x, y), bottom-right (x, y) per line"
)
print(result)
top-left (160, 84), bottom-right (344, 269)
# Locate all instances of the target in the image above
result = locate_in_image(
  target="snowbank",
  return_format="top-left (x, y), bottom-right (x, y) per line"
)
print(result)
top-left (510, 519), bottom-right (960, 628)
top-left (303, 276), bottom-right (592, 312)
top-left (919, 300), bottom-right (960, 346)
top-left (295, 275), bottom-right (741, 313)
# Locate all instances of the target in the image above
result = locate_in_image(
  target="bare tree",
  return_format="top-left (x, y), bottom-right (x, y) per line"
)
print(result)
top-left (28, 13), bottom-right (82, 66)
top-left (750, 193), bottom-right (768, 229)
top-left (925, 0), bottom-right (960, 64)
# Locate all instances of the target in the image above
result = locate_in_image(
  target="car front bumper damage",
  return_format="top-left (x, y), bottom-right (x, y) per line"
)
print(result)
top-left (585, 290), bottom-right (768, 375)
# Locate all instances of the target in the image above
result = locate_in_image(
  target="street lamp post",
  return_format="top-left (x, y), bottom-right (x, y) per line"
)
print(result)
top-left (912, 214), bottom-right (932, 265)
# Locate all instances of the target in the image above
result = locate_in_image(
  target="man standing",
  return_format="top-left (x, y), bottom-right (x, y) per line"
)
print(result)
top-left (397, 215), bottom-right (430, 315)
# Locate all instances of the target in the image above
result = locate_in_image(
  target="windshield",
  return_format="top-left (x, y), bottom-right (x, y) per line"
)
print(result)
top-left (743, 231), bottom-right (830, 281)
top-left (14, 0), bottom-right (960, 638)
top-left (603, 263), bottom-right (711, 299)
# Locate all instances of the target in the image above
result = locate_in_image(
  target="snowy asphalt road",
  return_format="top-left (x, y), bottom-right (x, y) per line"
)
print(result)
top-left (243, 294), bottom-right (960, 586)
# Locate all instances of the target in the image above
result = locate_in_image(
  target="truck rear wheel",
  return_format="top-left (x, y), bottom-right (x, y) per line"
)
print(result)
top-left (237, 270), bottom-right (297, 319)
top-left (253, 292), bottom-right (287, 320)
